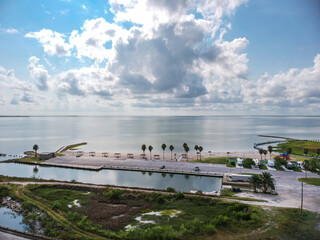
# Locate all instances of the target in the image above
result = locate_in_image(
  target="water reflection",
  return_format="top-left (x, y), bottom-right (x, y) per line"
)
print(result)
top-left (0, 206), bottom-right (29, 232)
top-left (0, 163), bottom-right (222, 192)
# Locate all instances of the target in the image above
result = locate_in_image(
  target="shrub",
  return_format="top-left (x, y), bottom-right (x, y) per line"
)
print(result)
top-left (275, 157), bottom-right (287, 168)
top-left (166, 187), bottom-right (176, 192)
top-left (157, 195), bottom-right (165, 204)
top-left (174, 192), bottom-right (185, 200)
top-left (243, 158), bottom-right (255, 168)
top-left (107, 189), bottom-right (121, 200)
top-left (0, 185), bottom-right (9, 197)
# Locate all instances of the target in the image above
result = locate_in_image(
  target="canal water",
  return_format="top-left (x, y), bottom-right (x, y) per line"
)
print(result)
top-left (0, 163), bottom-right (222, 193)
top-left (0, 206), bottom-right (29, 232)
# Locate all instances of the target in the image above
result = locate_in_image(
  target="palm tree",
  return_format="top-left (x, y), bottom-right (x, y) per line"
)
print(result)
top-left (169, 145), bottom-right (174, 160)
top-left (198, 146), bottom-right (203, 161)
top-left (287, 148), bottom-right (292, 155)
top-left (260, 172), bottom-right (275, 193)
top-left (194, 145), bottom-right (199, 160)
top-left (249, 175), bottom-right (262, 192)
top-left (148, 145), bottom-right (153, 160)
top-left (263, 150), bottom-right (268, 160)
top-left (316, 149), bottom-right (320, 158)
top-left (259, 149), bottom-right (264, 160)
top-left (268, 146), bottom-right (273, 160)
top-left (304, 148), bottom-right (309, 156)
top-left (185, 146), bottom-right (190, 159)
top-left (141, 144), bottom-right (146, 154)
top-left (183, 143), bottom-right (188, 149)
top-left (33, 144), bottom-right (39, 158)
top-left (303, 160), bottom-right (310, 171)
top-left (161, 143), bottom-right (167, 160)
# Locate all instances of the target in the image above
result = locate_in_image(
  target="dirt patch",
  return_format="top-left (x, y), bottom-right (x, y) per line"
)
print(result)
top-left (78, 195), bottom-right (151, 229)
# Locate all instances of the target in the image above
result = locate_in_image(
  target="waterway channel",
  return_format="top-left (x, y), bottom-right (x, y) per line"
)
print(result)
top-left (0, 163), bottom-right (222, 193)
top-left (0, 206), bottom-right (29, 232)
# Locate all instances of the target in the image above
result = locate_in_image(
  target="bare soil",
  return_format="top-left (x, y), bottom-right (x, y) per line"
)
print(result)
top-left (78, 195), bottom-right (151, 229)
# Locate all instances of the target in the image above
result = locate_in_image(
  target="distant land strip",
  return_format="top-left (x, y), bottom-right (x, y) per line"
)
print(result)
top-left (258, 135), bottom-right (298, 140)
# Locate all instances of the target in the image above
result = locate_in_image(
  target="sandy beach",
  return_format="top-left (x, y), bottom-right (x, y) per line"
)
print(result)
top-left (65, 150), bottom-right (275, 161)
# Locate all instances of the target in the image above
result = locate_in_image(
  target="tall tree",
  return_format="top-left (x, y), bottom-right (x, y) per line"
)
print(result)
top-left (287, 148), bottom-right (292, 155)
top-left (304, 148), bottom-right (309, 156)
top-left (185, 146), bottom-right (190, 159)
top-left (263, 150), bottom-right (268, 160)
top-left (148, 145), bottom-right (153, 160)
top-left (33, 144), bottom-right (39, 158)
top-left (169, 145), bottom-right (174, 160)
top-left (183, 143), bottom-right (188, 149)
top-left (198, 146), bottom-right (203, 161)
top-left (194, 145), bottom-right (199, 160)
top-left (161, 143), bottom-right (167, 160)
top-left (259, 149), bottom-right (264, 160)
top-left (249, 175), bottom-right (262, 192)
top-left (268, 146), bottom-right (273, 160)
top-left (260, 172), bottom-right (275, 193)
top-left (141, 144), bottom-right (146, 154)
top-left (316, 149), bottom-right (320, 158)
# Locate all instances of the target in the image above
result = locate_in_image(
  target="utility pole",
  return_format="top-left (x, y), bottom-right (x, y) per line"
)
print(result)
top-left (301, 170), bottom-right (307, 213)
top-left (301, 176), bottom-right (303, 213)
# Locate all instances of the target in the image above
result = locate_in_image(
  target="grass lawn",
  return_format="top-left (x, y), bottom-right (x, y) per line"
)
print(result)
top-left (192, 157), bottom-right (227, 164)
top-left (298, 178), bottom-right (320, 186)
top-left (292, 166), bottom-right (302, 172)
top-left (277, 140), bottom-right (320, 156)
top-left (4, 156), bottom-right (45, 164)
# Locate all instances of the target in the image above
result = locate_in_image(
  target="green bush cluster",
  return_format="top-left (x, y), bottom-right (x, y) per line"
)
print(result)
top-left (174, 192), bottom-right (185, 200)
top-left (243, 158), bottom-right (255, 168)
top-left (0, 185), bottom-right (10, 197)
top-left (166, 187), bottom-right (176, 192)
top-left (107, 189), bottom-right (122, 200)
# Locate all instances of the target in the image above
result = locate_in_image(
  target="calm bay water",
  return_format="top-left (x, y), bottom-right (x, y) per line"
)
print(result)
top-left (0, 163), bottom-right (222, 192)
top-left (0, 115), bottom-right (319, 156)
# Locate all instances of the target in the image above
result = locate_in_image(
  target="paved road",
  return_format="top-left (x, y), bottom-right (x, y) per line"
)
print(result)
top-left (46, 155), bottom-right (320, 213)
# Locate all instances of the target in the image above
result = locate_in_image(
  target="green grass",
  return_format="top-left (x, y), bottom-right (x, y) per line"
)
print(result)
top-left (67, 143), bottom-right (87, 151)
top-left (2, 184), bottom-right (319, 240)
top-left (3, 156), bottom-right (45, 163)
top-left (244, 208), bottom-right (320, 240)
top-left (277, 140), bottom-right (320, 156)
top-left (259, 165), bottom-right (268, 170)
top-left (298, 178), bottom-right (320, 186)
top-left (292, 166), bottom-right (302, 172)
top-left (192, 157), bottom-right (227, 164)
top-left (220, 189), bottom-right (268, 202)
top-left (276, 167), bottom-right (285, 171)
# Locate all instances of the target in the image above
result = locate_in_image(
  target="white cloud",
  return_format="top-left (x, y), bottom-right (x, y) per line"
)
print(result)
top-left (0, 27), bottom-right (19, 34)
top-left (243, 54), bottom-right (320, 108)
top-left (2, 0), bottom-right (318, 115)
top-left (69, 18), bottom-right (126, 62)
top-left (28, 56), bottom-right (50, 91)
top-left (25, 29), bottom-right (71, 56)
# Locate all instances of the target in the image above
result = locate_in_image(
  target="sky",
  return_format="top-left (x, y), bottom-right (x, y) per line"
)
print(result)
top-left (0, 0), bottom-right (319, 115)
